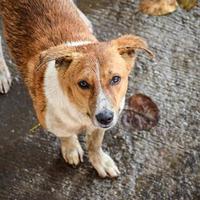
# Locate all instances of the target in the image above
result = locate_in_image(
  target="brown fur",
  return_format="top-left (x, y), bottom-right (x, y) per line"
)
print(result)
top-left (1, 0), bottom-right (153, 177)
top-left (1, 0), bottom-right (96, 126)
top-left (1, 0), bottom-right (152, 128)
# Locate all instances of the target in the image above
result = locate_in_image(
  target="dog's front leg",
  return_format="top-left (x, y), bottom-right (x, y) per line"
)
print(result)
top-left (60, 135), bottom-right (84, 166)
top-left (86, 129), bottom-right (120, 178)
top-left (0, 36), bottom-right (12, 94)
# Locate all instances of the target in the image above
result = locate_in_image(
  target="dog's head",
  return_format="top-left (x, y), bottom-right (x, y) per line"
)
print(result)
top-left (38, 35), bottom-right (153, 129)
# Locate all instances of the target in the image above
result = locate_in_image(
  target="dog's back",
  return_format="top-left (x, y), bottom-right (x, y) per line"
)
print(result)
top-left (1, 0), bottom-right (95, 68)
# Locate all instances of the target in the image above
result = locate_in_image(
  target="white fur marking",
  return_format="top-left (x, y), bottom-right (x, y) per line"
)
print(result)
top-left (95, 62), bottom-right (112, 115)
top-left (65, 41), bottom-right (92, 47)
top-left (44, 60), bottom-right (89, 137)
top-left (93, 62), bottom-right (125, 127)
top-left (92, 62), bottom-right (118, 128)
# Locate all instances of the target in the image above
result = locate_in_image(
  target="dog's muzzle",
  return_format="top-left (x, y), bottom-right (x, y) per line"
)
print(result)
top-left (95, 109), bottom-right (114, 128)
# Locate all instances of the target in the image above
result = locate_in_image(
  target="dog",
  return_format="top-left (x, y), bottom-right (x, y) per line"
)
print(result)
top-left (0, 0), bottom-right (153, 177)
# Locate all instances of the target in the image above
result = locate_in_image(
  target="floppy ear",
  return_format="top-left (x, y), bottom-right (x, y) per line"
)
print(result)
top-left (112, 35), bottom-right (154, 69)
top-left (36, 45), bottom-right (82, 71)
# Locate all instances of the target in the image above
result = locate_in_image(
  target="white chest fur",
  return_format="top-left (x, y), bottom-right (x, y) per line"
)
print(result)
top-left (44, 60), bottom-right (90, 137)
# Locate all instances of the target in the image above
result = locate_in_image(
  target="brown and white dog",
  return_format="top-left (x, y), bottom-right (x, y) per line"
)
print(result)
top-left (0, 0), bottom-right (152, 177)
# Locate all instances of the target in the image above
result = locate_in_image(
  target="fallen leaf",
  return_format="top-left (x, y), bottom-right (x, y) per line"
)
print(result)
top-left (121, 94), bottom-right (160, 131)
top-left (139, 0), bottom-right (178, 16)
top-left (177, 0), bottom-right (197, 11)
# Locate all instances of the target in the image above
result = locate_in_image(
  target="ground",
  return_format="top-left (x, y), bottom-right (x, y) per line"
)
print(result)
top-left (0, 0), bottom-right (200, 199)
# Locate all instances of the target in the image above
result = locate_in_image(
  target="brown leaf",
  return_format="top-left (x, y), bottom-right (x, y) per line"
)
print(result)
top-left (177, 0), bottom-right (197, 11)
top-left (121, 94), bottom-right (160, 131)
top-left (139, 0), bottom-right (178, 16)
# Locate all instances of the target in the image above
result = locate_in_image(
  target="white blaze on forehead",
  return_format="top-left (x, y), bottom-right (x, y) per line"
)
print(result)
top-left (95, 61), bottom-right (112, 114)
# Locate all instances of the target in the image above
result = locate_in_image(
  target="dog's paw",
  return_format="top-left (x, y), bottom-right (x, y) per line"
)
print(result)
top-left (0, 63), bottom-right (12, 94)
top-left (61, 141), bottom-right (84, 166)
top-left (89, 150), bottom-right (120, 178)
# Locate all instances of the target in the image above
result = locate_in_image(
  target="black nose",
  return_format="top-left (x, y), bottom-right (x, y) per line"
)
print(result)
top-left (96, 110), bottom-right (114, 126)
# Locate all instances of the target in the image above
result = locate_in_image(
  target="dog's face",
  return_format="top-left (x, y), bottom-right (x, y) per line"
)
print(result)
top-left (62, 47), bottom-right (129, 129)
top-left (39, 35), bottom-right (153, 129)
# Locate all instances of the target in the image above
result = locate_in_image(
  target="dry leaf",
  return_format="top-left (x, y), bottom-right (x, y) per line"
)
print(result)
top-left (121, 94), bottom-right (160, 131)
top-left (139, 0), bottom-right (178, 16)
top-left (177, 0), bottom-right (197, 11)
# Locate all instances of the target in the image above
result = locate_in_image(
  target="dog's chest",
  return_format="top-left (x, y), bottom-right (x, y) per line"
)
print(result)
top-left (45, 103), bottom-right (88, 137)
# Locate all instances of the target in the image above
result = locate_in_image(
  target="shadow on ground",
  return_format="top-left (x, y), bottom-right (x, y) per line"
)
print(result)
top-left (0, 0), bottom-right (200, 199)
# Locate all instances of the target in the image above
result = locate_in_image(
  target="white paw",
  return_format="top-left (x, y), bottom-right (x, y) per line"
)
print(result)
top-left (61, 142), bottom-right (84, 166)
top-left (0, 63), bottom-right (12, 94)
top-left (89, 150), bottom-right (120, 178)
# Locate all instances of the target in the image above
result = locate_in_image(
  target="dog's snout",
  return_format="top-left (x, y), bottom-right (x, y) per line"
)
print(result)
top-left (96, 110), bottom-right (114, 126)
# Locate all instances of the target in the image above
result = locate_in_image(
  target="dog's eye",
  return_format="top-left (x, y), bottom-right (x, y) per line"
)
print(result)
top-left (110, 76), bottom-right (121, 86)
top-left (78, 80), bottom-right (90, 90)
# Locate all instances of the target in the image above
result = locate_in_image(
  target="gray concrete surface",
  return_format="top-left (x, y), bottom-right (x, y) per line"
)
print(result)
top-left (0, 0), bottom-right (200, 199)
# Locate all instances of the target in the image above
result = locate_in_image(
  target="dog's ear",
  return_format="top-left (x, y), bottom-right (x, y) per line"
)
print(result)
top-left (55, 56), bottom-right (75, 69)
top-left (112, 35), bottom-right (154, 70)
top-left (36, 45), bottom-right (82, 71)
